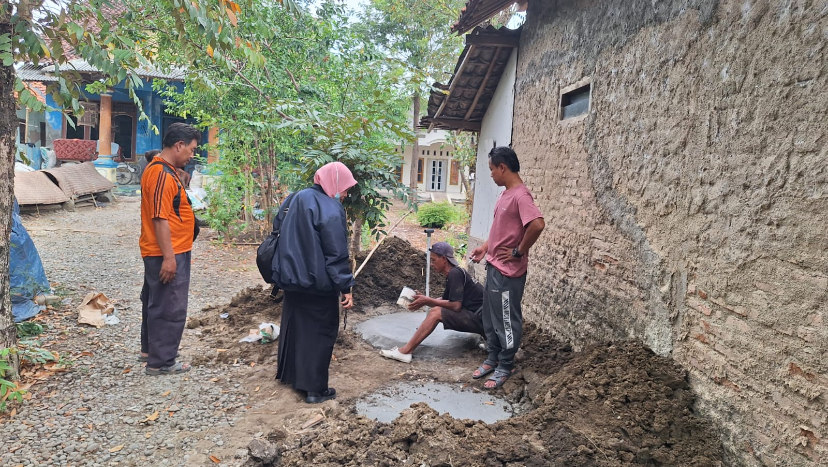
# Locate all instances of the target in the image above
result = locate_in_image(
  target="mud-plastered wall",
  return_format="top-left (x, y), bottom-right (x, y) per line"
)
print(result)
top-left (513, 0), bottom-right (828, 465)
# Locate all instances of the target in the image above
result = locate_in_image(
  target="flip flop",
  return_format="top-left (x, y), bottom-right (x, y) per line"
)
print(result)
top-left (472, 360), bottom-right (497, 380)
top-left (485, 368), bottom-right (514, 389)
top-left (145, 362), bottom-right (191, 376)
top-left (138, 355), bottom-right (148, 363)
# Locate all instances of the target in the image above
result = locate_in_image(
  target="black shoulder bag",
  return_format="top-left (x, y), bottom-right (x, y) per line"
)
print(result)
top-left (256, 194), bottom-right (297, 299)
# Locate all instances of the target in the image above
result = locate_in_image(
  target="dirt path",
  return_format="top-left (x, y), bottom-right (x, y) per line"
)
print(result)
top-left (0, 197), bottom-right (492, 467)
top-left (2, 197), bottom-right (725, 467)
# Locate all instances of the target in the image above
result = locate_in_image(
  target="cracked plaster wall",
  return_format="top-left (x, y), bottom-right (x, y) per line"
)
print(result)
top-left (511, 0), bottom-right (828, 465)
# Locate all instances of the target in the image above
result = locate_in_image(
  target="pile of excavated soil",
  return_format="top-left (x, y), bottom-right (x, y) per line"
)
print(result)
top-left (353, 236), bottom-right (445, 311)
top-left (187, 286), bottom-right (283, 365)
top-left (273, 325), bottom-right (724, 467)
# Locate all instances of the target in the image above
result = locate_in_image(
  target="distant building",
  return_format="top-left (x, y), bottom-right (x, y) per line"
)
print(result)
top-left (397, 129), bottom-right (466, 201)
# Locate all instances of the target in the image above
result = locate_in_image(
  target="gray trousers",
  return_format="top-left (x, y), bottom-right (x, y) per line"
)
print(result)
top-left (140, 252), bottom-right (191, 368)
top-left (481, 264), bottom-right (526, 371)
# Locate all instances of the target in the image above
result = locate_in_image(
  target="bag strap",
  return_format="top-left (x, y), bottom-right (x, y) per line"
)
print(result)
top-left (271, 192), bottom-right (297, 237)
top-left (148, 160), bottom-right (185, 190)
top-left (147, 160), bottom-right (187, 220)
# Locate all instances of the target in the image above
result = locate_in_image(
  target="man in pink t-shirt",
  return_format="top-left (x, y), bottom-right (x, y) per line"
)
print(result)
top-left (469, 146), bottom-right (545, 389)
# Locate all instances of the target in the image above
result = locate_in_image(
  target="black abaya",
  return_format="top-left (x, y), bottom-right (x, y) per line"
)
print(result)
top-left (276, 290), bottom-right (339, 394)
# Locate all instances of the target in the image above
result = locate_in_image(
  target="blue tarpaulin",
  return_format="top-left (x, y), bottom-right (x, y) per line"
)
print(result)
top-left (10, 198), bottom-right (49, 322)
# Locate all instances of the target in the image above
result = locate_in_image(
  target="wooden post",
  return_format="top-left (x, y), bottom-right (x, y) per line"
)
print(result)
top-left (98, 93), bottom-right (112, 155)
top-left (208, 126), bottom-right (219, 164)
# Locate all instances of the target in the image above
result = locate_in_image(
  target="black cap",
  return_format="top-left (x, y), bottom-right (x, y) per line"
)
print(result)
top-left (429, 242), bottom-right (459, 267)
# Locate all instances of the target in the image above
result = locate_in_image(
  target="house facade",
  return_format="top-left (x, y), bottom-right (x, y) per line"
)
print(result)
top-left (397, 129), bottom-right (465, 199)
top-left (17, 62), bottom-right (195, 163)
top-left (436, 1), bottom-right (828, 465)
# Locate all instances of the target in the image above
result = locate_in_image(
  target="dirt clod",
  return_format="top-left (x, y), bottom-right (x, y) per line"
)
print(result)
top-left (247, 438), bottom-right (280, 465)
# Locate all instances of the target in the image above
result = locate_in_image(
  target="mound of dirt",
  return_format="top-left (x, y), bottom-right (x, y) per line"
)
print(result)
top-left (274, 326), bottom-right (724, 467)
top-left (353, 236), bottom-right (445, 311)
top-left (187, 286), bottom-right (283, 365)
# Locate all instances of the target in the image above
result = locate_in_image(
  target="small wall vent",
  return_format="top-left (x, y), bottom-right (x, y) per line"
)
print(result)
top-left (560, 82), bottom-right (591, 120)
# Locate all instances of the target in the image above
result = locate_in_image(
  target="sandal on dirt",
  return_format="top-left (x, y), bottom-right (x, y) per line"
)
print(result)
top-left (145, 362), bottom-right (191, 376)
top-left (472, 360), bottom-right (497, 380)
top-left (485, 368), bottom-right (514, 389)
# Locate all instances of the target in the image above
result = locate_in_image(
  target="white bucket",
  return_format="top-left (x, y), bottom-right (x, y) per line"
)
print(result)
top-left (397, 287), bottom-right (416, 307)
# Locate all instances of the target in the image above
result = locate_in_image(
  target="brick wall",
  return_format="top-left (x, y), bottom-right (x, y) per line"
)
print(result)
top-left (509, 0), bottom-right (828, 465)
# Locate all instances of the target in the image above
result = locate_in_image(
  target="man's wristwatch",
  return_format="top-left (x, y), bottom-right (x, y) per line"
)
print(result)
top-left (511, 247), bottom-right (523, 258)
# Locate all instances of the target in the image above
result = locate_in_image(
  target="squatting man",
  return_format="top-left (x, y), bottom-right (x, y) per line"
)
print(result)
top-left (379, 242), bottom-right (485, 363)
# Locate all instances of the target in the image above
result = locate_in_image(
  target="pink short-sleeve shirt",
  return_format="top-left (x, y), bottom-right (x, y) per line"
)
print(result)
top-left (485, 184), bottom-right (543, 277)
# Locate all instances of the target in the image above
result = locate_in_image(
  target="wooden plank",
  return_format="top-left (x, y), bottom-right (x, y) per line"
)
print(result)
top-left (465, 33), bottom-right (520, 49)
top-left (426, 118), bottom-right (482, 131)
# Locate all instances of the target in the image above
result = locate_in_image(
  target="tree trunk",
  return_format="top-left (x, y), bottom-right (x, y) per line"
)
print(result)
top-left (350, 217), bottom-right (363, 255)
top-left (0, 7), bottom-right (20, 375)
top-left (348, 215), bottom-right (364, 274)
top-left (460, 170), bottom-right (471, 197)
top-left (243, 166), bottom-right (253, 224)
top-left (265, 144), bottom-right (276, 226)
top-left (408, 93), bottom-right (420, 190)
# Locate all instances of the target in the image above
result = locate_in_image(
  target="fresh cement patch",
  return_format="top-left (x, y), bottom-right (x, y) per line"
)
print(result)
top-left (355, 381), bottom-right (513, 424)
top-left (356, 311), bottom-right (481, 359)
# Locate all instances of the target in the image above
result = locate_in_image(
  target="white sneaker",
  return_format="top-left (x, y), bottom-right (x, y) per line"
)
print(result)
top-left (380, 347), bottom-right (412, 363)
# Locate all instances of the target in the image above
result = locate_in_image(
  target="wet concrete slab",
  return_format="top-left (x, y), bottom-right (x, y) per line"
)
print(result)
top-left (355, 381), bottom-right (513, 424)
top-left (356, 310), bottom-right (481, 359)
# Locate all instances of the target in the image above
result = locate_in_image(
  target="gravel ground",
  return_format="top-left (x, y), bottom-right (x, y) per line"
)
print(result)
top-left (3, 196), bottom-right (265, 467)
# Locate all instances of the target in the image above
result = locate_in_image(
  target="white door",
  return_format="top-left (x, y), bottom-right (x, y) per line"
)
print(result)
top-left (428, 159), bottom-right (446, 191)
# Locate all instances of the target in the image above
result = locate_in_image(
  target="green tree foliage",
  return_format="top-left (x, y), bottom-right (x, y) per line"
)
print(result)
top-left (158, 0), bottom-right (414, 243)
top-left (358, 0), bottom-right (466, 188)
top-left (0, 0), bottom-right (294, 375)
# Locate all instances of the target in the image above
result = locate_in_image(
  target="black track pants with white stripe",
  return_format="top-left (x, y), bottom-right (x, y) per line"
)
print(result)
top-left (481, 264), bottom-right (526, 372)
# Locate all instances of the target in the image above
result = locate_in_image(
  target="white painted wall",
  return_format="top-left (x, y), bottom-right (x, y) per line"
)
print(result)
top-left (469, 48), bottom-right (518, 239)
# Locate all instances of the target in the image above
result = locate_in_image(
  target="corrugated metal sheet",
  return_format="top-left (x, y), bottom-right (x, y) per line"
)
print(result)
top-left (53, 59), bottom-right (187, 81)
top-left (18, 60), bottom-right (186, 82)
top-left (16, 64), bottom-right (59, 82)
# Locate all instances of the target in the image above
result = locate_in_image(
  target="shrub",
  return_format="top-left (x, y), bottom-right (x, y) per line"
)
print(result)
top-left (445, 232), bottom-right (468, 259)
top-left (416, 202), bottom-right (463, 229)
